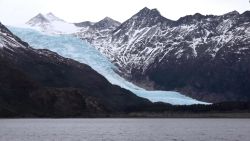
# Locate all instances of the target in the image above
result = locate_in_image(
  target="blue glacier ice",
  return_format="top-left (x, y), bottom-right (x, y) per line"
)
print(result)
top-left (9, 27), bottom-right (208, 105)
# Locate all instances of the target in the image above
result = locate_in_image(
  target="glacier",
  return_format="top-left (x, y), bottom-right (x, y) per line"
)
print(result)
top-left (9, 27), bottom-right (208, 105)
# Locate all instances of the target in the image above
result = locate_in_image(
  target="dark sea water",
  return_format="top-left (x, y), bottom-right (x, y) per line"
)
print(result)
top-left (0, 119), bottom-right (249, 141)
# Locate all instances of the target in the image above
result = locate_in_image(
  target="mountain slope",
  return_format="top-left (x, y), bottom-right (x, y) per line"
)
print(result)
top-left (75, 8), bottom-right (250, 102)
top-left (0, 22), bottom-right (152, 117)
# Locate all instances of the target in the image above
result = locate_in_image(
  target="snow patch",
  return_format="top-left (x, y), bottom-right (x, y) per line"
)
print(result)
top-left (0, 41), bottom-right (3, 48)
top-left (190, 38), bottom-right (202, 57)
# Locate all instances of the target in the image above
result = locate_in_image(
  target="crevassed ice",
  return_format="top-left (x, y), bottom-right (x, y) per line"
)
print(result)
top-left (9, 27), bottom-right (208, 105)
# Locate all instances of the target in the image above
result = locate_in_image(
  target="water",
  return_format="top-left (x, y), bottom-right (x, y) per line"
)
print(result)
top-left (8, 27), bottom-right (208, 105)
top-left (0, 119), bottom-right (249, 141)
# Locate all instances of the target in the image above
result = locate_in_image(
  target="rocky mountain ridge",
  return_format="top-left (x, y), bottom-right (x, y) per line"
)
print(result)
top-left (74, 7), bottom-right (250, 102)
top-left (24, 8), bottom-right (250, 102)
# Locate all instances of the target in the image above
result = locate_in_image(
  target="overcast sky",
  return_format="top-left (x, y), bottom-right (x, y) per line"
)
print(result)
top-left (0, 0), bottom-right (249, 25)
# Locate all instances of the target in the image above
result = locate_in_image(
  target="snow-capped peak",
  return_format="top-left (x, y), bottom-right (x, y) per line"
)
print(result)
top-left (25, 13), bottom-right (80, 34)
top-left (45, 12), bottom-right (64, 22)
top-left (26, 13), bottom-right (50, 26)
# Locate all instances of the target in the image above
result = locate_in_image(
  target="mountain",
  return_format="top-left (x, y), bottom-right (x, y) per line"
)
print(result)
top-left (0, 22), bottom-right (153, 117)
top-left (74, 17), bottom-right (120, 29)
top-left (74, 17), bottom-right (121, 51)
top-left (74, 21), bottom-right (94, 27)
top-left (92, 17), bottom-right (121, 30)
top-left (26, 13), bottom-right (79, 34)
top-left (26, 13), bottom-right (50, 26)
top-left (74, 7), bottom-right (174, 73)
top-left (10, 26), bottom-right (205, 105)
top-left (75, 7), bottom-right (250, 103)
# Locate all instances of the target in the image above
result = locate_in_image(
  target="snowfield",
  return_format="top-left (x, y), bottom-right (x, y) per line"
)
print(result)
top-left (9, 27), bottom-right (208, 105)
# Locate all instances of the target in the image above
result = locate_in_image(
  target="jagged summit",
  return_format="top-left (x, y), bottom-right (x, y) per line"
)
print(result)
top-left (138, 7), bottom-right (161, 15)
top-left (126, 7), bottom-right (171, 27)
top-left (27, 12), bottom-right (63, 24)
top-left (92, 17), bottom-right (121, 30)
top-left (135, 7), bottom-right (162, 18)
top-left (97, 16), bottom-right (121, 25)
top-left (26, 13), bottom-right (50, 26)
top-left (102, 17), bottom-right (117, 22)
top-left (111, 7), bottom-right (171, 36)
top-left (176, 10), bottom-right (241, 24)
top-left (193, 13), bottom-right (204, 18)
top-left (151, 8), bottom-right (160, 13)
top-left (224, 10), bottom-right (240, 16)
top-left (74, 16), bottom-right (120, 30)
top-left (137, 7), bottom-right (151, 14)
top-left (45, 12), bottom-right (64, 22)
top-left (176, 13), bottom-right (207, 24)
top-left (141, 7), bottom-right (150, 11)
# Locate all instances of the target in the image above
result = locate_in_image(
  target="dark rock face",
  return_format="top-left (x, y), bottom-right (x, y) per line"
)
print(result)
top-left (113, 7), bottom-right (171, 32)
top-left (75, 17), bottom-right (120, 30)
top-left (75, 8), bottom-right (250, 103)
top-left (92, 17), bottom-right (121, 30)
top-left (0, 22), bottom-right (150, 117)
